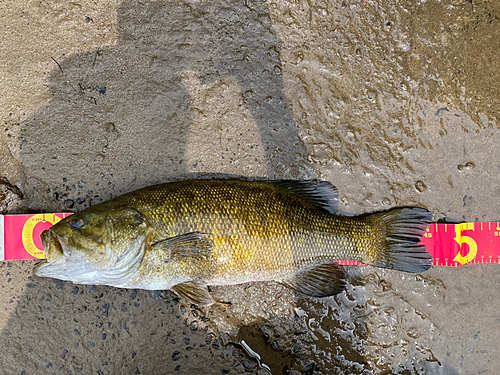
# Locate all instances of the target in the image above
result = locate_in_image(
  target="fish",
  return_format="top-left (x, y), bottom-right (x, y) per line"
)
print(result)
top-left (34, 179), bottom-right (432, 306)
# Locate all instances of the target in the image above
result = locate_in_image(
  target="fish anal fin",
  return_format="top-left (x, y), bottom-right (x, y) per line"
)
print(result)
top-left (269, 180), bottom-right (339, 214)
top-left (172, 282), bottom-right (215, 306)
top-left (280, 262), bottom-right (346, 298)
top-left (152, 232), bottom-right (213, 260)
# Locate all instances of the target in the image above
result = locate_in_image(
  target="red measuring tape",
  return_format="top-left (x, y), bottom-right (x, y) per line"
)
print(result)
top-left (422, 222), bottom-right (500, 266)
top-left (0, 214), bottom-right (73, 261)
top-left (1, 214), bottom-right (499, 266)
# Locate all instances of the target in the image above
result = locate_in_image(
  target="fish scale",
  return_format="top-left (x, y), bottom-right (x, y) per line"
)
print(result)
top-left (119, 181), bottom-right (395, 283)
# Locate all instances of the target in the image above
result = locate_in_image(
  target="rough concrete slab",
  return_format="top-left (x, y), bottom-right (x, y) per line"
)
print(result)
top-left (1, 0), bottom-right (499, 374)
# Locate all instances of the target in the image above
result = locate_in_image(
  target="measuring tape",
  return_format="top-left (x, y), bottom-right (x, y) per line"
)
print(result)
top-left (1, 214), bottom-right (499, 266)
top-left (1, 214), bottom-right (72, 261)
top-left (422, 222), bottom-right (500, 266)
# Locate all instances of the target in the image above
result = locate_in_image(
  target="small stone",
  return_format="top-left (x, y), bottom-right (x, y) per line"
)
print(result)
top-left (205, 332), bottom-right (215, 344)
top-left (465, 161), bottom-right (476, 169)
top-left (172, 350), bottom-right (181, 361)
top-left (64, 199), bottom-right (75, 208)
top-left (415, 180), bottom-right (427, 192)
top-left (271, 339), bottom-right (280, 350)
top-left (242, 360), bottom-right (258, 372)
top-left (303, 362), bottom-right (317, 375)
top-left (212, 339), bottom-right (220, 349)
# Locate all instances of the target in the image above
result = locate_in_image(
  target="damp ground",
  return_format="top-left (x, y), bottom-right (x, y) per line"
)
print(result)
top-left (1, 0), bottom-right (500, 374)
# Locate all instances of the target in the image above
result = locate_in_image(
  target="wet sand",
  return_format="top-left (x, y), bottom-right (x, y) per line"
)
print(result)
top-left (1, 0), bottom-right (499, 373)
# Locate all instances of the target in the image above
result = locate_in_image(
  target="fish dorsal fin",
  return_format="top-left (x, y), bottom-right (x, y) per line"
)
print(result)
top-left (151, 232), bottom-right (213, 259)
top-left (171, 282), bottom-right (215, 306)
top-left (280, 262), bottom-right (346, 297)
top-left (269, 180), bottom-right (339, 214)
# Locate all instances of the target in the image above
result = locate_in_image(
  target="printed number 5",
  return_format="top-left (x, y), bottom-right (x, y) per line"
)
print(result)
top-left (453, 225), bottom-right (478, 265)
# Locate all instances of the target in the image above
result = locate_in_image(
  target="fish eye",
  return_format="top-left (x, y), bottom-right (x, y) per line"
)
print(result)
top-left (70, 218), bottom-right (84, 230)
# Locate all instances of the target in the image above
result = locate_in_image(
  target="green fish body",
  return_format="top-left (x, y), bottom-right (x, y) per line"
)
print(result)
top-left (34, 179), bottom-right (432, 305)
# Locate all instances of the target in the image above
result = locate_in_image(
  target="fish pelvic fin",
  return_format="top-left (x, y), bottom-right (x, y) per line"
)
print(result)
top-left (171, 282), bottom-right (215, 306)
top-left (280, 262), bottom-right (346, 298)
top-left (366, 207), bottom-right (433, 273)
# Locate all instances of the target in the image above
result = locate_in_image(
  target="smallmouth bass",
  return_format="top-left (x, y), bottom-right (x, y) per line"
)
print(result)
top-left (34, 179), bottom-right (432, 305)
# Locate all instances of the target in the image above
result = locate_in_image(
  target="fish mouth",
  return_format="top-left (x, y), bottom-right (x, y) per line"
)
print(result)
top-left (42, 229), bottom-right (67, 261)
top-left (33, 229), bottom-right (96, 284)
top-left (33, 230), bottom-right (70, 278)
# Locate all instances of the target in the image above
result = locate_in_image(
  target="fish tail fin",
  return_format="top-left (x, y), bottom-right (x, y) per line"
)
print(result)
top-left (365, 207), bottom-right (433, 272)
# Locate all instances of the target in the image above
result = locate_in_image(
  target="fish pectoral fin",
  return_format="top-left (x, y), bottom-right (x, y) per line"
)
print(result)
top-left (171, 282), bottom-right (215, 306)
top-left (280, 262), bottom-right (346, 298)
top-left (152, 232), bottom-right (213, 260)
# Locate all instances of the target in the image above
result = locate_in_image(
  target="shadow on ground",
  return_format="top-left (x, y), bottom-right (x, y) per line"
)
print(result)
top-left (0, 260), bottom-right (457, 374)
top-left (0, 262), bottom-right (370, 374)
top-left (17, 0), bottom-right (313, 215)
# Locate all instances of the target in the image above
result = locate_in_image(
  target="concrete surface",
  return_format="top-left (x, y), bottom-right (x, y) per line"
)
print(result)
top-left (1, 0), bottom-right (499, 373)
